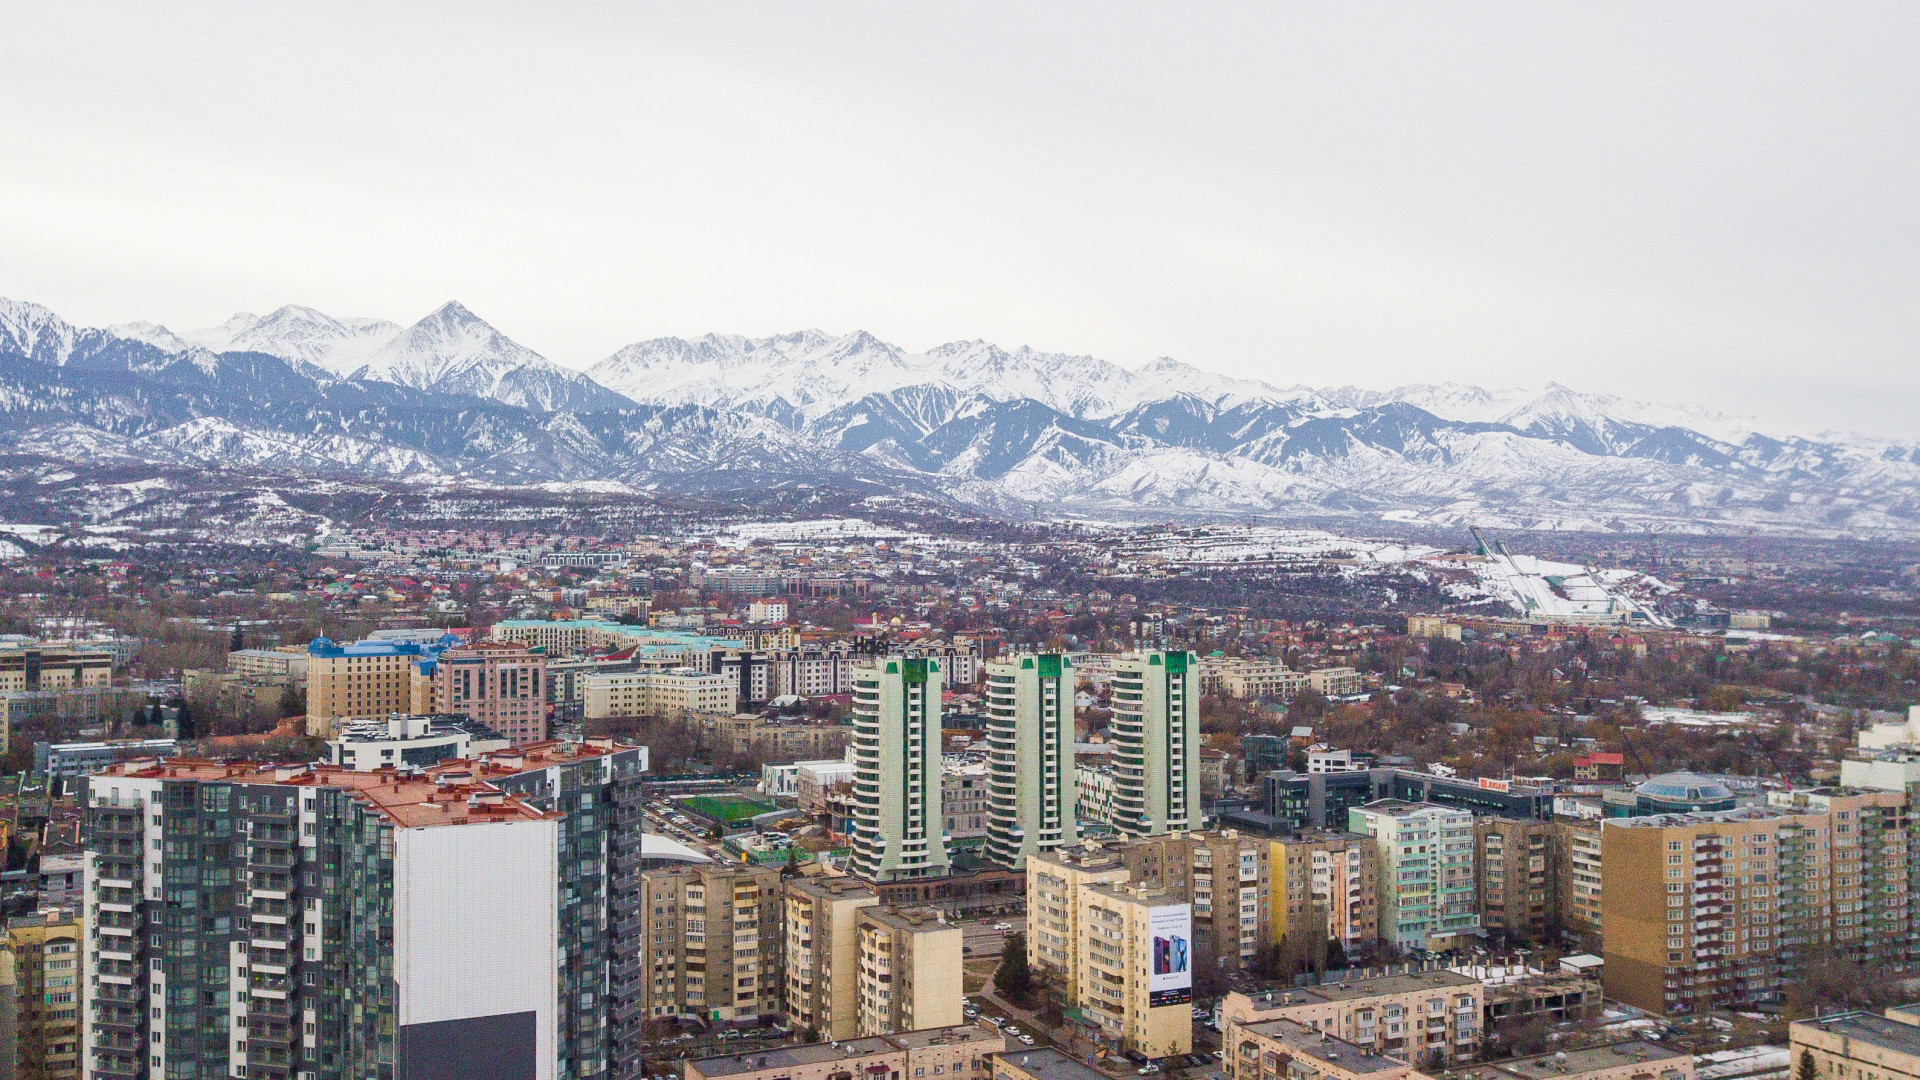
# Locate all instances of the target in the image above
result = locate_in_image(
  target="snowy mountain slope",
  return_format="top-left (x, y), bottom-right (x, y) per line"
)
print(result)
top-left (4, 294), bottom-right (1919, 533)
top-left (588, 331), bottom-right (1296, 420)
top-left (349, 301), bottom-right (632, 412)
top-left (178, 305), bottom-right (403, 376)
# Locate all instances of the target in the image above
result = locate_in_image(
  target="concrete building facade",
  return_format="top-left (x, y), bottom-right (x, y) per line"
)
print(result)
top-left (849, 658), bottom-right (950, 882)
top-left (1109, 652), bottom-right (1198, 838)
top-left (983, 654), bottom-right (1077, 869)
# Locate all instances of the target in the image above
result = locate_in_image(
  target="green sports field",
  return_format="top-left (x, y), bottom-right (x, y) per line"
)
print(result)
top-left (679, 794), bottom-right (777, 823)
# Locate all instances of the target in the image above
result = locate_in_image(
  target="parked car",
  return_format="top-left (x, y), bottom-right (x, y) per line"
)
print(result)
top-left (993, 922), bottom-right (1013, 931)
top-left (1137, 1066), bottom-right (1160, 1075)
top-left (1212, 1051), bottom-right (1225, 1061)
top-left (1124, 1050), bottom-right (1150, 1066)
top-left (1019, 1036), bottom-right (1035, 1046)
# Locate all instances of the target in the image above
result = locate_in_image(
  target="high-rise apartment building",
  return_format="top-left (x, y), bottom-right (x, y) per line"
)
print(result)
top-left (783, 877), bottom-right (880, 1040)
top-left (1026, 846), bottom-right (1130, 1004)
top-left (304, 635), bottom-right (450, 738)
top-left (1601, 788), bottom-right (1913, 1015)
top-left (1069, 883), bottom-right (1193, 1057)
top-left (849, 658), bottom-right (949, 882)
top-left (1348, 800), bottom-right (1480, 951)
top-left (1475, 818), bottom-right (1557, 943)
top-left (1270, 830), bottom-right (1379, 959)
top-left (983, 654), bottom-right (1077, 869)
top-left (854, 907), bottom-right (964, 1037)
top-left (1110, 652), bottom-right (1198, 838)
top-left (1557, 817), bottom-right (1604, 948)
top-left (10, 907), bottom-right (82, 1080)
top-left (639, 864), bottom-right (784, 1024)
top-left (1114, 832), bottom-right (1273, 973)
top-left (417, 640), bottom-right (549, 744)
top-left (81, 739), bottom-right (649, 1080)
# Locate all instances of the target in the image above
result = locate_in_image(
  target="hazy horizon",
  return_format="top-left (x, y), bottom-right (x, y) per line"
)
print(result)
top-left (4, 3), bottom-right (1915, 437)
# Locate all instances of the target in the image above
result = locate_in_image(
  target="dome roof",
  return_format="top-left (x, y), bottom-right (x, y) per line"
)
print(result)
top-left (1636, 771), bottom-right (1735, 803)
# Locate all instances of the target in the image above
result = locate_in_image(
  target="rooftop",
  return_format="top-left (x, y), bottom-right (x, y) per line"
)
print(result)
top-left (1794, 1011), bottom-right (1920, 1059)
top-left (994, 1048), bottom-right (1109, 1080)
top-left (1242, 1018), bottom-right (1408, 1074)
top-left (1450, 1042), bottom-right (1690, 1080)
top-left (688, 1038), bottom-right (897, 1077)
top-left (1239, 969), bottom-right (1479, 1008)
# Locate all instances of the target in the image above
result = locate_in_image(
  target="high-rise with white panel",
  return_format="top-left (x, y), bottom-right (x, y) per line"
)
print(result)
top-left (848, 657), bottom-right (949, 882)
top-left (984, 653), bottom-right (1077, 868)
top-left (1109, 651), bottom-right (1199, 837)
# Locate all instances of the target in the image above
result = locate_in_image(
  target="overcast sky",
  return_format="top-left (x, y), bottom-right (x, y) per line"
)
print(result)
top-left (2, 3), bottom-right (1916, 437)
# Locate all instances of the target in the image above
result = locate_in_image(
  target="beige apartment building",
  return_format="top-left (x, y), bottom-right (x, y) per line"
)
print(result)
top-left (639, 863), bottom-right (784, 1022)
top-left (304, 642), bottom-right (417, 737)
top-left (224, 645), bottom-right (310, 682)
top-left (1225, 1017), bottom-right (1436, 1080)
top-left (1556, 817), bottom-right (1604, 947)
top-left (1027, 846), bottom-right (1131, 1003)
top-left (1115, 831), bottom-right (1274, 972)
top-left (1270, 830), bottom-right (1379, 960)
top-left (784, 876), bottom-right (880, 1040)
top-left (1307, 667), bottom-right (1363, 697)
top-left (0, 643), bottom-right (112, 693)
top-left (1072, 882), bottom-right (1193, 1058)
top-left (1221, 969), bottom-right (1484, 1069)
top-left (685, 1025), bottom-right (1006, 1080)
top-left (1602, 787), bottom-right (1911, 1015)
top-left (1791, 1008), bottom-right (1920, 1080)
top-left (10, 907), bottom-right (82, 1080)
top-left (700, 713), bottom-right (853, 760)
top-left (1475, 818), bottom-right (1557, 943)
top-left (583, 668), bottom-right (737, 721)
top-left (1446, 1043), bottom-right (1693, 1080)
top-left (421, 640), bottom-right (548, 744)
top-left (855, 907), bottom-right (965, 1036)
top-left (1193, 658), bottom-right (1308, 701)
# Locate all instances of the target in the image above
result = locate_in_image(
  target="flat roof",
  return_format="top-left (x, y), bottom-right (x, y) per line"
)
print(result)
top-left (994, 1047), bottom-right (1109, 1080)
top-left (1240, 969), bottom-right (1478, 1008)
top-left (1795, 1012), bottom-right (1920, 1059)
top-left (93, 759), bottom-right (555, 829)
top-left (888, 1024), bottom-right (1003, 1048)
top-left (1243, 1018), bottom-right (1406, 1074)
top-left (689, 1038), bottom-right (897, 1077)
top-left (1451, 1042), bottom-right (1690, 1080)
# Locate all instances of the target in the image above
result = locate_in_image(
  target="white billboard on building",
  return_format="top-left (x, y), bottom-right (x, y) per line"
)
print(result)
top-left (1147, 903), bottom-right (1192, 1007)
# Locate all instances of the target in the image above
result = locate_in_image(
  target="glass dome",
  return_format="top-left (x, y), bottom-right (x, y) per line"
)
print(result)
top-left (1636, 771), bottom-right (1735, 803)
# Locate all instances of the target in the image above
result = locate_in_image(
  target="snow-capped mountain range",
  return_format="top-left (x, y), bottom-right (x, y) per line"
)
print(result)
top-left (5, 295), bottom-right (1917, 535)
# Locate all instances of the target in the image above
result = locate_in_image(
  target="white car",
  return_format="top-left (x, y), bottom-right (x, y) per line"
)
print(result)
top-left (993, 922), bottom-right (1013, 931)
top-left (1019, 1035), bottom-right (1035, 1046)
top-left (1003, 1027), bottom-right (1021, 1038)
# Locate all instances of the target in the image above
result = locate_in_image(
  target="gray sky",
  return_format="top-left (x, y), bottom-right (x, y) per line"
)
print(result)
top-left (3, 3), bottom-right (1916, 437)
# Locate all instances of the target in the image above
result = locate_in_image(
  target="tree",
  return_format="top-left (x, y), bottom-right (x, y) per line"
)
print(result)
top-left (1798, 1051), bottom-right (1818, 1080)
top-left (782, 847), bottom-right (801, 877)
top-left (802, 1026), bottom-right (821, 1044)
top-left (277, 685), bottom-right (305, 718)
top-left (1323, 938), bottom-right (1349, 972)
top-left (995, 932), bottom-right (1033, 997)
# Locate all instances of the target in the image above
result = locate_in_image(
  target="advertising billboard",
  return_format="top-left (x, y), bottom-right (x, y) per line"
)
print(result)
top-left (1147, 903), bottom-right (1192, 1008)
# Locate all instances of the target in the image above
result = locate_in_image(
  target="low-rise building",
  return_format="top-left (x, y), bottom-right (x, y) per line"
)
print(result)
top-left (1226, 1017), bottom-right (1435, 1080)
top-left (0, 643), bottom-right (113, 693)
top-left (1308, 667), bottom-right (1363, 697)
top-left (1791, 1008), bottom-right (1920, 1080)
top-left (1221, 969), bottom-right (1483, 1070)
top-left (584, 668), bottom-right (738, 721)
top-left (684, 1025), bottom-right (1005, 1080)
top-left (324, 713), bottom-right (510, 771)
top-left (1446, 1042), bottom-right (1691, 1080)
top-left (33, 739), bottom-right (176, 780)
